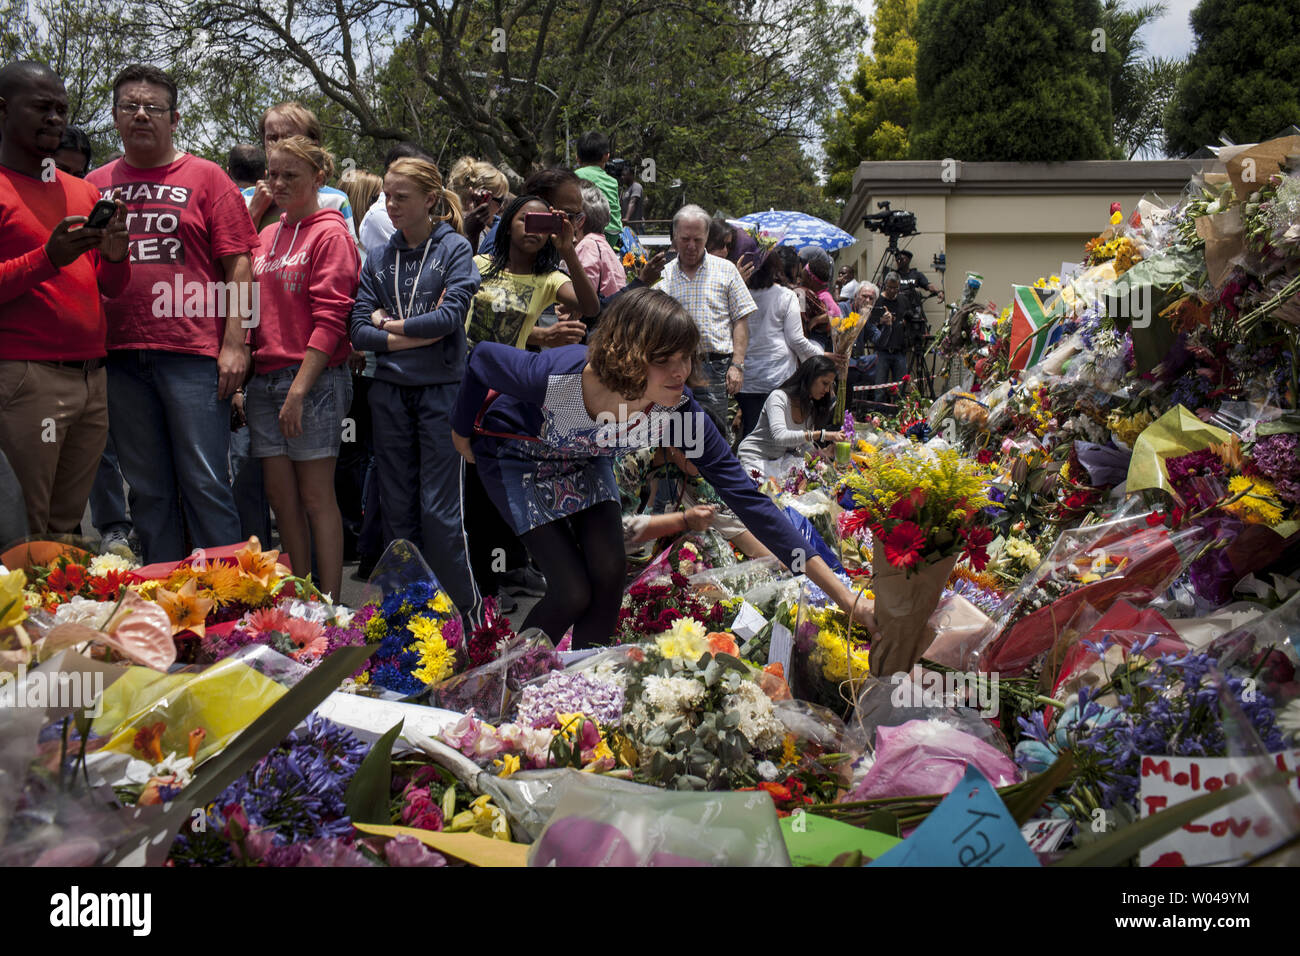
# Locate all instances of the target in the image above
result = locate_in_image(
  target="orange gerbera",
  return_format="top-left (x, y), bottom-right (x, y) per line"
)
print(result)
top-left (234, 536), bottom-right (291, 588)
top-left (155, 577), bottom-right (214, 637)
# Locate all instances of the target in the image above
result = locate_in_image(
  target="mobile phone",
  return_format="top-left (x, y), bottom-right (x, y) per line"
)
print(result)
top-left (475, 190), bottom-right (493, 206)
top-left (85, 198), bottom-right (117, 229)
top-left (524, 211), bottom-right (564, 234)
top-left (664, 249), bottom-right (677, 262)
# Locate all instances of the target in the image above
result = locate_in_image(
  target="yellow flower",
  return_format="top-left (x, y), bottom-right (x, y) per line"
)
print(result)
top-left (430, 591), bottom-right (454, 615)
top-left (447, 794), bottom-right (511, 841)
top-left (495, 753), bottom-right (521, 778)
top-left (1224, 476), bottom-right (1286, 526)
top-left (656, 617), bottom-right (708, 660)
top-left (781, 732), bottom-right (798, 768)
top-left (409, 618), bottom-right (455, 684)
top-left (815, 629), bottom-right (870, 682)
top-left (0, 568), bottom-right (28, 630)
top-left (200, 562), bottom-right (244, 605)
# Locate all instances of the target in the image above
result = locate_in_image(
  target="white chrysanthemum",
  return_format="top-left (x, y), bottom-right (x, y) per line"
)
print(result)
top-left (88, 553), bottom-right (134, 575)
top-left (641, 674), bottom-right (706, 719)
top-left (757, 760), bottom-right (779, 781)
top-left (588, 657), bottom-right (629, 691)
top-left (1277, 699), bottom-right (1300, 743)
top-left (723, 680), bottom-right (784, 752)
top-left (1092, 329), bottom-right (1122, 358)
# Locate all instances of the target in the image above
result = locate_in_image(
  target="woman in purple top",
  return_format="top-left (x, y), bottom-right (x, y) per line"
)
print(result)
top-left (451, 287), bottom-right (877, 648)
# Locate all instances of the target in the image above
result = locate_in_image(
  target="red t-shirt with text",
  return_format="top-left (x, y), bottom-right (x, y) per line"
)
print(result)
top-left (87, 153), bottom-right (259, 357)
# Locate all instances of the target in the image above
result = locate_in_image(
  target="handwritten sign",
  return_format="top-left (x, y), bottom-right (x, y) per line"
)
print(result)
top-left (1021, 818), bottom-right (1072, 853)
top-left (1138, 749), bottom-right (1300, 867)
top-left (869, 765), bottom-right (1039, 867)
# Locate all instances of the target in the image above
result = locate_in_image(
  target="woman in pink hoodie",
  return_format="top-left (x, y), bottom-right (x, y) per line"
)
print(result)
top-left (246, 135), bottom-right (360, 599)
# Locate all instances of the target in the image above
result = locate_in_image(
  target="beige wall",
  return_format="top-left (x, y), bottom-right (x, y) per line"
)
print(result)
top-left (834, 160), bottom-right (1205, 332)
top-left (837, 188), bottom-right (1164, 326)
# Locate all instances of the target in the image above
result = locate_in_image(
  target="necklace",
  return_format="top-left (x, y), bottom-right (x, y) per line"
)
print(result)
top-left (394, 234), bottom-right (434, 322)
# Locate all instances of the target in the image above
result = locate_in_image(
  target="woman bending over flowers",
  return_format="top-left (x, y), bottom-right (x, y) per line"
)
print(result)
top-left (451, 288), bottom-right (876, 648)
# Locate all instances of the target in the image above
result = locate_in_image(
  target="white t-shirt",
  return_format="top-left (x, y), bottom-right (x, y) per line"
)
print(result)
top-left (741, 285), bottom-right (823, 394)
top-left (359, 193), bottom-right (395, 258)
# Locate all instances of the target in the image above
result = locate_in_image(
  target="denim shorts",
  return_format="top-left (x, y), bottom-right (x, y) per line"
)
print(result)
top-left (247, 364), bottom-right (352, 461)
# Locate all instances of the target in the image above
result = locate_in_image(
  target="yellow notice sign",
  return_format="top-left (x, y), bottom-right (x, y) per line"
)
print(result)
top-left (352, 823), bottom-right (529, 867)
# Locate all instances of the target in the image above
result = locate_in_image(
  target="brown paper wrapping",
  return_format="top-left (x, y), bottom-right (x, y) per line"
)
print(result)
top-left (1195, 205), bottom-right (1244, 289)
top-left (868, 538), bottom-right (957, 677)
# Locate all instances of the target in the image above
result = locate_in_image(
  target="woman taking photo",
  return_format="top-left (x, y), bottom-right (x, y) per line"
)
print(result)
top-left (247, 136), bottom-right (359, 600)
top-left (466, 192), bottom-right (600, 351)
top-left (737, 355), bottom-right (847, 481)
top-left (348, 156), bottom-right (482, 621)
top-left (450, 287), bottom-right (875, 648)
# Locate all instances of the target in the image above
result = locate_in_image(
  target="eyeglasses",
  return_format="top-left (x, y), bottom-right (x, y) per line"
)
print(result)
top-left (115, 101), bottom-right (171, 118)
top-left (560, 210), bottom-right (585, 225)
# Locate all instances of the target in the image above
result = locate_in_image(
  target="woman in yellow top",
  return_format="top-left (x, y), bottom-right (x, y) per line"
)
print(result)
top-left (466, 190), bottom-right (600, 351)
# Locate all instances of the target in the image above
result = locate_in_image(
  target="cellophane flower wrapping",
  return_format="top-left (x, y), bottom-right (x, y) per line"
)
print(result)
top-left (431, 632), bottom-right (560, 723)
top-left (845, 718), bottom-right (1020, 802)
top-left (972, 503), bottom-right (1208, 676)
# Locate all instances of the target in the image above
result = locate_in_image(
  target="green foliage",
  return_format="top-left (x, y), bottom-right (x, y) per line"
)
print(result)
top-left (1099, 0), bottom-right (1184, 159)
top-left (821, 0), bottom-right (919, 200)
top-left (910, 0), bottom-right (1117, 162)
top-left (1163, 0), bottom-right (1300, 157)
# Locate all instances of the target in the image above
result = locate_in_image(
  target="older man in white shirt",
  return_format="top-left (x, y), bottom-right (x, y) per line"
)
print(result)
top-left (654, 204), bottom-right (756, 442)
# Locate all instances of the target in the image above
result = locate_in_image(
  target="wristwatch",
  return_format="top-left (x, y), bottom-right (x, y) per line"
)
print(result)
top-left (730, 361), bottom-right (744, 371)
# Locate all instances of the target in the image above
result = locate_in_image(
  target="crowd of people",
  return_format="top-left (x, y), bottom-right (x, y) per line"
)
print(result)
top-left (0, 59), bottom-right (942, 647)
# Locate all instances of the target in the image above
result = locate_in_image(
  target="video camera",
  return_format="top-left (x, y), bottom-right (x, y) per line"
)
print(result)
top-left (863, 201), bottom-right (918, 239)
top-left (605, 157), bottom-right (630, 179)
top-left (896, 279), bottom-right (931, 348)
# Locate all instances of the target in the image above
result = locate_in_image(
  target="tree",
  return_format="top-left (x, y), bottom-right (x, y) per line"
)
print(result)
top-left (820, 0), bottom-right (919, 200)
top-left (1100, 0), bottom-right (1184, 158)
top-left (1164, 0), bottom-right (1300, 157)
top-left (171, 0), bottom-right (863, 187)
top-left (909, 0), bottom-right (1117, 162)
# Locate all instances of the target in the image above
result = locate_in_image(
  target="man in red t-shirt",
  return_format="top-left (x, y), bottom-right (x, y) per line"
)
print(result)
top-left (0, 60), bottom-right (130, 536)
top-left (87, 64), bottom-right (261, 562)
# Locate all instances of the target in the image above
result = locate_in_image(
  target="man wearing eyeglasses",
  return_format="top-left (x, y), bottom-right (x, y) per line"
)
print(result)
top-left (0, 60), bottom-right (129, 536)
top-left (86, 64), bottom-right (261, 563)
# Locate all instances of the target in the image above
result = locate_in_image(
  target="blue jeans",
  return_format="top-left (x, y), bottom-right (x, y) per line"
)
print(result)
top-left (369, 380), bottom-right (481, 618)
top-left (107, 350), bottom-right (242, 563)
top-left (230, 423), bottom-right (272, 546)
top-left (88, 432), bottom-right (131, 536)
top-left (697, 355), bottom-right (732, 444)
top-left (875, 350), bottom-right (909, 387)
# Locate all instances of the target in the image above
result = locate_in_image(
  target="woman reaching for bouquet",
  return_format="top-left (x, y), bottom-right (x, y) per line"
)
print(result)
top-left (450, 287), bottom-right (876, 648)
top-left (737, 355), bottom-right (846, 481)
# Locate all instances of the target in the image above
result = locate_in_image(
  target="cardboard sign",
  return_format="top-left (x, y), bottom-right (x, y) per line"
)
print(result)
top-left (768, 622), bottom-right (793, 674)
top-left (730, 601), bottom-right (768, 645)
top-left (1138, 750), bottom-right (1300, 867)
top-left (1021, 818), bottom-right (1072, 853)
top-left (780, 811), bottom-right (901, 866)
top-left (869, 765), bottom-right (1039, 867)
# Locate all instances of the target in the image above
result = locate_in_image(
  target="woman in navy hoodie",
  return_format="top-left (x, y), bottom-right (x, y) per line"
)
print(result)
top-left (349, 157), bottom-right (482, 620)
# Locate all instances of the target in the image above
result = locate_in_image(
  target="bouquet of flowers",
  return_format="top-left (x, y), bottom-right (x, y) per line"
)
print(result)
top-left (354, 582), bottom-right (464, 697)
top-left (839, 447), bottom-right (999, 676)
top-left (201, 596), bottom-right (365, 668)
top-left (830, 310), bottom-right (866, 424)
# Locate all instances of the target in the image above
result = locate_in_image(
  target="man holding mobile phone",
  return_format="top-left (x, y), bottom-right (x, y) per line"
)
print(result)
top-left (0, 60), bottom-right (130, 534)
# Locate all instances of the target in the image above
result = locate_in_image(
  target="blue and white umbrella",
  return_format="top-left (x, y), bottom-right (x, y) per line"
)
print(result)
top-left (734, 209), bottom-right (855, 252)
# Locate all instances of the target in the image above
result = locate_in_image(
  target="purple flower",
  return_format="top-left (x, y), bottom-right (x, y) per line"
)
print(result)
top-left (515, 671), bottom-right (624, 727)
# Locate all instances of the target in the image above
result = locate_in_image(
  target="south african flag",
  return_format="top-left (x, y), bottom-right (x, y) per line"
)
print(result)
top-left (1008, 285), bottom-right (1066, 373)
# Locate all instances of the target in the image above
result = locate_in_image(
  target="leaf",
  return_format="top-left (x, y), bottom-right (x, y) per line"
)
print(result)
top-left (860, 810), bottom-right (901, 837)
top-left (1053, 771), bottom-right (1294, 867)
top-left (344, 718), bottom-right (405, 825)
top-left (1002, 752), bottom-right (1076, 825)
